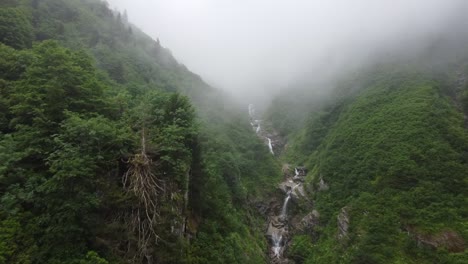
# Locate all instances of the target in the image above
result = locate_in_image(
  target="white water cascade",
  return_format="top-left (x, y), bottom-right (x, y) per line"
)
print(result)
top-left (281, 183), bottom-right (300, 217)
top-left (267, 138), bottom-right (274, 155)
top-left (281, 191), bottom-right (292, 217)
top-left (271, 231), bottom-right (283, 258)
top-left (248, 104), bottom-right (275, 155)
top-left (249, 104), bottom-right (304, 262)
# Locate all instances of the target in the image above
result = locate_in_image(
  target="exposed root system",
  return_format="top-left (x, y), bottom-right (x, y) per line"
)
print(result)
top-left (122, 129), bottom-right (163, 262)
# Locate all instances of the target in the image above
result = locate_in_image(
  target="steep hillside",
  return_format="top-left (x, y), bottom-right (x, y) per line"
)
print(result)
top-left (268, 66), bottom-right (468, 263)
top-left (0, 0), bottom-right (280, 263)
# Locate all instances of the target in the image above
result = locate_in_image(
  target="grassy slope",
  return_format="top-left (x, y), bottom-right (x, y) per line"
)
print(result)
top-left (284, 69), bottom-right (467, 263)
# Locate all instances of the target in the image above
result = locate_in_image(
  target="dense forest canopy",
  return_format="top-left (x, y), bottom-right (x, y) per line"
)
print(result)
top-left (0, 0), bottom-right (279, 263)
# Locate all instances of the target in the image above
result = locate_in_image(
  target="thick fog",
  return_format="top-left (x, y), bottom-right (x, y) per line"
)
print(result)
top-left (108, 0), bottom-right (468, 102)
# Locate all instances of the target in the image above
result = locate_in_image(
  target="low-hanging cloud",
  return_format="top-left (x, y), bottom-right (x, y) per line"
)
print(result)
top-left (108, 0), bottom-right (468, 101)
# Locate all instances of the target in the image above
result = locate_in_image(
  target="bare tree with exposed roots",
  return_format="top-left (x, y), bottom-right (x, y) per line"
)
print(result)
top-left (122, 128), bottom-right (163, 263)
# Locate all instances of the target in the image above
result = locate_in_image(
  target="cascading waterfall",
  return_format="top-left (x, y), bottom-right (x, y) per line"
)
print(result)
top-left (248, 104), bottom-right (306, 262)
top-left (249, 105), bottom-right (262, 134)
top-left (248, 104), bottom-right (274, 155)
top-left (281, 191), bottom-right (292, 217)
top-left (271, 231), bottom-right (283, 258)
top-left (267, 138), bottom-right (274, 155)
top-left (281, 183), bottom-right (300, 217)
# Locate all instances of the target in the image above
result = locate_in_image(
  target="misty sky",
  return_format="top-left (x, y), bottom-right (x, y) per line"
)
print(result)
top-left (107, 0), bottom-right (468, 99)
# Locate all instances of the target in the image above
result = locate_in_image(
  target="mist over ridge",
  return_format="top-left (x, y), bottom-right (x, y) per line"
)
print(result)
top-left (108, 0), bottom-right (468, 103)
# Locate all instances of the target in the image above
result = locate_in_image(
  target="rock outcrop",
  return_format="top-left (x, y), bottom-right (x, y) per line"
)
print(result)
top-left (299, 210), bottom-right (320, 231)
top-left (266, 216), bottom-right (289, 240)
top-left (337, 207), bottom-right (350, 240)
top-left (405, 227), bottom-right (466, 253)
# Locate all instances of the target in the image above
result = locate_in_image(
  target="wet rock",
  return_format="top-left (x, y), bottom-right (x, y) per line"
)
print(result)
top-left (269, 200), bottom-right (283, 216)
top-left (291, 185), bottom-right (305, 200)
top-left (292, 175), bottom-right (304, 182)
top-left (255, 202), bottom-right (270, 216)
top-left (292, 167), bottom-right (306, 182)
top-left (252, 198), bottom-right (282, 217)
top-left (266, 215), bottom-right (291, 262)
top-left (295, 167), bottom-right (307, 176)
top-left (266, 217), bottom-right (289, 249)
top-left (337, 207), bottom-right (350, 240)
top-left (271, 216), bottom-right (287, 228)
top-left (278, 181), bottom-right (295, 194)
top-left (279, 182), bottom-right (305, 202)
top-left (266, 222), bottom-right (283, 241)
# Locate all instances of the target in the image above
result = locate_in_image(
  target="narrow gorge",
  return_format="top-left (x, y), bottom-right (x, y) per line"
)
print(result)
top-left (248, 104), bottom-right (309, 263)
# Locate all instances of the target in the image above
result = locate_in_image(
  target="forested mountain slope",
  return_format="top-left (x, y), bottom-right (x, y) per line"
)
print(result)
top-left (269, 65), bottom-right (468, 263)
top-left (0, 0), bottom-right (279, 263)
top-left (3, 0), bottom-right (466, 263)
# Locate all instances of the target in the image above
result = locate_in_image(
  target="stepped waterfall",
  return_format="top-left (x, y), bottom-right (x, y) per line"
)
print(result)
top-left (248, 104), bottom-right (306, 263)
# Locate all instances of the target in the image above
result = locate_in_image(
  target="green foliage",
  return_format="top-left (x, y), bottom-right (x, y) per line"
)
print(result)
top-left (0, 0), bottom-right (280, 263)
top-left (0, 218), bottom-right (20, 264)
top-left (186, 112), bottom-right (280, 263)
top-left (0, 35), bottom-right (196, 262)
top-left (0, 37), bottom-right (128, 262)
top-left (10, 41), bottom-right (106, 129)
top-left (279, 70), bottom-right (468, 263)
top-left (0, 7), bottom-right (33, 49)
top-left (189, 231), bottom-right (265, 264)
top-left (289, 235), bottom-right (314, 262)
top-left (74, 251), bottom-right (109, 264)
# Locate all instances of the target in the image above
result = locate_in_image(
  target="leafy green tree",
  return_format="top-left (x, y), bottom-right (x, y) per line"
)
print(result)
top-left (10, 41), bottom-right (106, 131)
top-left (0, 7), bottom-right (33, 49)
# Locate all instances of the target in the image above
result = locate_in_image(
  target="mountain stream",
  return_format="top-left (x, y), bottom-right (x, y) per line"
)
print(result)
top-left (248, 104), bottom-right (306, 263)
